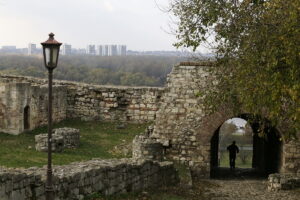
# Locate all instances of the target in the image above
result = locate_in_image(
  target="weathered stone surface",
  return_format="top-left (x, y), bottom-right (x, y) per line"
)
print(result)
top-left (1, 62), bottom-right (300, 178)
top-left (268, 173), bottom-right (300, 191)
top-left (35, 128), bottom-right (80, 152)
top-left (132, 135), bottom-right (164, 161)
top-left (35, 134), bottom-right (64, 152)
top-left (53, 127), bottom-right (80, 148)
top-left (0, 75), bottom-right (164, 135)
top-left (282, 140), bottom-right (300, 174)
top-left (149, 62), bottom-right (300, 178)
top-left (0, 79), bottom-right (67, 135)
top-left (65, 83), bottom-right (163, 123)
top-left (200, 179), bottom-right (300, 200)
top-left (0, 159), bottom-right (178, 200)
top-left (151, 63), bottom-right (216, 177)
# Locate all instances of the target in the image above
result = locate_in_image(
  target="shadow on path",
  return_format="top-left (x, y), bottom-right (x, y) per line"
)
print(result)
top-left (211, 167), bottom-right (266, 179)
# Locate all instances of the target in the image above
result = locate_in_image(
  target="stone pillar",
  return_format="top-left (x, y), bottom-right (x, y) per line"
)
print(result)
top-left (132, 135), bottom-right (164, 161)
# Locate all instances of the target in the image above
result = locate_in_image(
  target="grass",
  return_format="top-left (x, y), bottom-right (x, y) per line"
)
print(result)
top-left (0, 119), bottom-right (148, 168)
top-left (219, 151), bottom-right (253, 168)
top-left (1, 119), bottom-right (191, 199)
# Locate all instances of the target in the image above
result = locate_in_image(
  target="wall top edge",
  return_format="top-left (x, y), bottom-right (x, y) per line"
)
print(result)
top-left (177, 61), bottom-right (215, 67)
top-left (0, 74), bottom-right (164, 90)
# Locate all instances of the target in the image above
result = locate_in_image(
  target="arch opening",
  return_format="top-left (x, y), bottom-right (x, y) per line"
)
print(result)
top-left (210, 114), bottom-right (282, 178)
top-left (24, 106), bottom-right (30, 131)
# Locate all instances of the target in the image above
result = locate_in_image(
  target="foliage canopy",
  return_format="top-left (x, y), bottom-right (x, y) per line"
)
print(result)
top-left (170, 0), bottom-right (300, 137)
top-left (0, 55), bottom-right (182, 87)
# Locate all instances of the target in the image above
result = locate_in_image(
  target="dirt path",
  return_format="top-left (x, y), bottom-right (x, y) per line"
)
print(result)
top-left (198, 179), bottom-right (300, 200)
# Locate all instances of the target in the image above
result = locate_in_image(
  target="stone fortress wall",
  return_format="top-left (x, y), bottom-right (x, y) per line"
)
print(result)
top-left (152, 62), bottom-right (217, 175)
top-left (0, 61), bottom-right (299, 178)
top-left (283, 140), bottom-right (300, 174)
top-left (150, 62), bottom-right (300, 177)
top-left (64, 82), bottom-right (163, 122)
top-left (0, 76), bottom-right (67, 135)
top-left (0, 159), bottom-right (177, 200)
top-left (0, 75), bottom-right (163, 134)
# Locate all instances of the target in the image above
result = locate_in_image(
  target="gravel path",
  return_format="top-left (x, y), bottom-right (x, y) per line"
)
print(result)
top-left (200, 179), bottom-right (300, 200)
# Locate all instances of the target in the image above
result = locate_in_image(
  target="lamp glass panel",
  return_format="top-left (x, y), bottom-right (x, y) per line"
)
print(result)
top-left (52, 47), bottom-right (58, 66)
top-left (45, 47), bottom-right (51, 66)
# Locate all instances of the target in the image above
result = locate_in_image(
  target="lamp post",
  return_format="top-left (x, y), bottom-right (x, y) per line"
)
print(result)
top-left (41, 33), bottom-right (62, 200)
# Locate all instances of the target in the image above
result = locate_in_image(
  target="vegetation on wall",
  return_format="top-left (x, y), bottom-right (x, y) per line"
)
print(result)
top-left (0, 55), bottom-right (184, 86)
top-left (170, 0), bottom-right (300, 137)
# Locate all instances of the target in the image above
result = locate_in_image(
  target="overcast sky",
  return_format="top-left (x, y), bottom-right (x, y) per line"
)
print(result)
top-left (0, 0), bottom-right (180, 51)
top-left (227, 118), bottom-right (248, 128)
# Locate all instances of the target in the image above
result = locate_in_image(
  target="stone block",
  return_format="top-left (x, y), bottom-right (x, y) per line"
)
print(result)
top-left (35, 134), bottom-right (64, 153)
top-left (53, 128), bottom-right (80, 148)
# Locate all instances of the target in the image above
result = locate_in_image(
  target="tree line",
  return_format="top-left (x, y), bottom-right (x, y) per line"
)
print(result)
top-left (0, 55), bottom-right (185, 86)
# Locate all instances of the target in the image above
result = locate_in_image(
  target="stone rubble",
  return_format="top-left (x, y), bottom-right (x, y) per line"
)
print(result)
top-left (268, 173), bottom-right (300, 191)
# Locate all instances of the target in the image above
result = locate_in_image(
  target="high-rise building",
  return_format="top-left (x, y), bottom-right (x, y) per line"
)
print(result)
top-left (117, 45), bottom-right (127, 56)
top-left (28, 43), bottom-right (37, 55)
top-left (1, 46), bottom-right (17, 53)
top-left (87, 44), bottom-right (127, 56)
top-left (86, 45), bottom-right (96, 55)
top-left (103, 45), bottom-right (109, 56)
top-left (96, 45), bottom-right (103, 56)
top-left (71, 48), bottom-right (86, 55)
top-left (108, 45), bottom-right (118, 56)
top-left (62, 44), bottom-right (72, 55)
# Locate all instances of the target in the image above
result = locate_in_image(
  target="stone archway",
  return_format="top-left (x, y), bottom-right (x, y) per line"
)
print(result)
top-left (209, 113), bottom-right (283, 178)
top-left (151, 63), bottom-right (296, 178)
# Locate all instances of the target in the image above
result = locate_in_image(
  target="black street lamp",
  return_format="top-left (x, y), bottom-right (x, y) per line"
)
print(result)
top-left (41, 33), bottom-right (62, 200)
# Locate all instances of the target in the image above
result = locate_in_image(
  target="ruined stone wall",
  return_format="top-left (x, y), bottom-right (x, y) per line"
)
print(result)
top-left (0, 75), bottom-right (163, 135)
top-left (151, 62), bottom-right (300, 177)
top-left (152, 62), bottom-right (216, 176)
top-left (1, 66), bottom-right (299, 177)
top-left (64, 83), bottom-right (163, 122)
top-left (0, 159), bottom-right (178, 200)
top-left (282, 138), bottom-right (300, 174)
top-left (0, 76), bottom-right (67, 135)
top-left (132, 135), bottom-right (164, 161)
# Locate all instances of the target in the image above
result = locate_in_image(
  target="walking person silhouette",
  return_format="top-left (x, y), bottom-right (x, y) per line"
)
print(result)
top-left (227, 141), bottom-right (239, 170)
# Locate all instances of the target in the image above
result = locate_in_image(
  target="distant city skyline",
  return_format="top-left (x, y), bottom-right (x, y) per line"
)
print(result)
top-left (1, 42), bottom-right (194, 57)
top-left (0, 0), bottom-right (208, 52)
